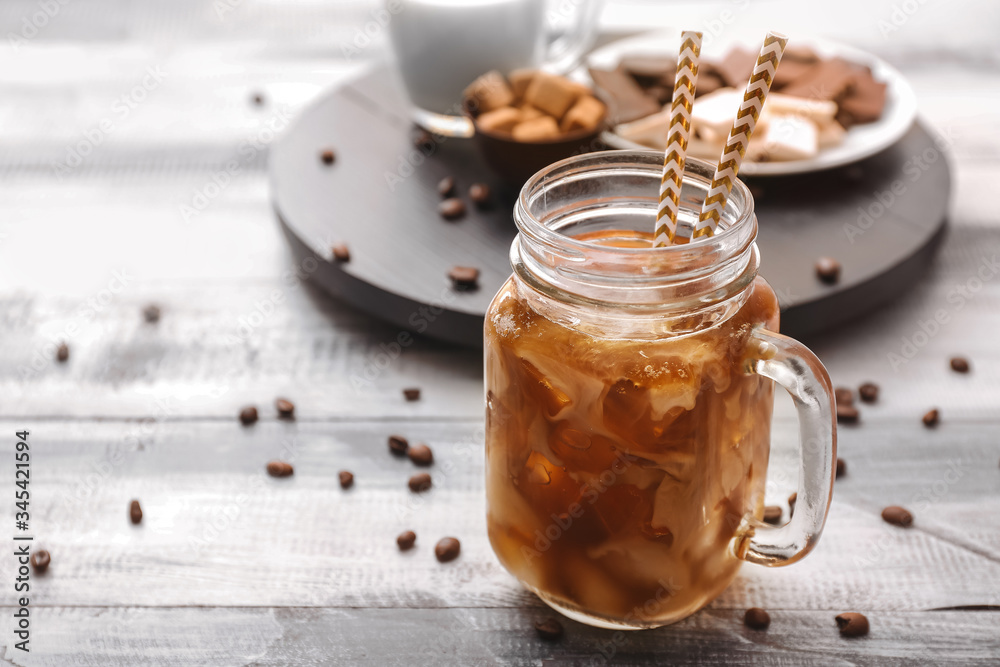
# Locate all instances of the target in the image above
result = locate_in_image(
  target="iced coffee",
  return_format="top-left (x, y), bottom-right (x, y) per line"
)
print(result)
top-left (485, 242), bottom-right (780, 627)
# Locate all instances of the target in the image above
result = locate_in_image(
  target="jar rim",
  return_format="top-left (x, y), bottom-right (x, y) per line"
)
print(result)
top-left (515, 150), bottom-right (755, 262)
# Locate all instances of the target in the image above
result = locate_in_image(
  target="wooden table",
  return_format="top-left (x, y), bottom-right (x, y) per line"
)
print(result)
top-left (2, 1), bottom-right (999, 664)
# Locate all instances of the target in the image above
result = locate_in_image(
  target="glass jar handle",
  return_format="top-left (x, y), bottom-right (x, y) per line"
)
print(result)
top-left (742, 328), bottom-right (837, 566)
top-left (542, 0), bottom-right (603, 74)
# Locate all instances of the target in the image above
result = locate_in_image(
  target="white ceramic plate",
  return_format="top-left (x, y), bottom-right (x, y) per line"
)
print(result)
top-left (581, 30), bottom-right (917, 176)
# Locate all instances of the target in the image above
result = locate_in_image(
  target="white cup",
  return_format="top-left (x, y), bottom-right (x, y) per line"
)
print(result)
top-left (387, 0), bottom-right (602, 136)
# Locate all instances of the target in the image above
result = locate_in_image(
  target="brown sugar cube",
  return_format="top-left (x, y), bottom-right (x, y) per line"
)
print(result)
top-left (516, 104), bottom-right (545, 121)
top-left (512, 116), bottom-right (560, 142)
top-left (508, 68), bottom-right (537, 100)
top-left (559, 95), bottom-right (606, 133)
top-left (465, 70), bottom-right (515, 114)
top-left (476, 106), bottom-right (522, 134)
top-left (836, 70), bottom-right (887, 125)
top-left (524, 72), bottom-right (581, 119)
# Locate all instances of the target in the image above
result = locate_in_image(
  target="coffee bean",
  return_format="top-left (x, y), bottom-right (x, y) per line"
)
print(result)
top-left (835, 387), bottom-right (854, 407)
top-left (763, 506), bottom-right (782, 525)
top-left (30, 550), bottom-right (50, 573)
top-left (922, 408), bottom-right (939, 428)
top-left (413, 130), bottom-right (435, 152)
top-left (251, 92), bottom-right (265, 106)
top-left (434, 536), bottom-right (461, 562)
top-left (408, 444), bottom-right (434, 466)
top-left (143, 304), bottom-right (161, 323)
top-left (788, 492), bottom-right (797, 518)
top-left (439, 197), bottom-right (466, 220)
top-left (744, 607), bottom-right (771, 630)
top-left (397, 530), bottom-right (416, 551)
top-left (881, 505), bottom-right (912, 528)
top-left (320, 149), bottom-right (336, 165)
top-left (389, 435), bottom-right (410, 456)
top-left (275, 398), bottom-right (295, 419)
top-left (332, 244), bottom-right (350, 262)
top-left (56, 342), bottom-right (69, 362)
top-left (836, 458), bottom-right (846, 479)
top-left (469, 183), bottom-right (491, 207)
top-left (129, 499), bottom-right (143, 524)
top-left (239, 406), bottom-right (258, 426)
top-left (267, 460), bottom-right (294, 477)
top-left (858, 382), bottom-right (879, 403)
top-left (448, 266), bottom-right (480, 290)
top-left (950, 357), bottom-right (970, 373)
top-left (339, 470), bottom-right (354, 489)
top-left (836, 404), bottom-right (859, 424)
top-left (403, 387), bottom-right (421, 401)
top-left (835, 612), bottom-right (869, 637)
top-left (438, 176), bottom-right (456, 197)
top-left (815, 257), bottom-right (841, 284)
top-left (534, 617), bottom-right (564, 640)
top-left (408, 472), bottom-right (432, 492)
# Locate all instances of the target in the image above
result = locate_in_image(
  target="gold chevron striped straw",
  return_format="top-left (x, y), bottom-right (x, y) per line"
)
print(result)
top-left (655, 30), bottom-right (702, 247)
top-left (684, 31), bottom-right (788, 242)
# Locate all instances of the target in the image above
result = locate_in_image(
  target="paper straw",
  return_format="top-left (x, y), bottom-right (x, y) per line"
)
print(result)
top-left (682, 31), bottom-right (787, 242)
top-left (655, 31), bottom-right (702, 247)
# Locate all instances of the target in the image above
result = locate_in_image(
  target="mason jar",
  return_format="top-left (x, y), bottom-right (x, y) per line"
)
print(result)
top-left (484, 151), bottom-right (837, 629)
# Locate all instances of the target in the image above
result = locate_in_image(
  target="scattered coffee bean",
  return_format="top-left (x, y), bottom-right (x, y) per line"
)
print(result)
top-left (744, 607), bottom-right (771, 630)
top-left (763, 506), bottom-right (782, 525)
top-left (275, 398), bottom-right (295, 419)
top-left (534, 617), bottom-right (564, 640)
top-left (129, 499), bottom-right (143, 524)
top-left (332, 244), bottom-right (351, 262)
top-left (408, 472), bottom-right (432, 492)
top-left (414, 130), bottom-right (435, 151)
top-left (439, 197), bottom-right (466, 220)
top-left (835, 612), bottom-right (870, 637)
top-left (403, 388), bottom-right (421, 401)
top-left (389, 435), bottom-right (410, 456)
top-left (143, 304), bottom-right (161, 323)
top-left (320, 149), bottom-right (336, 165)
top-left (834, 387), bottom-right (854, 407)
top-left (438, 176), bottom-right (456, 197)
top-left (408, 444), bottom-right (434, 467)
top-left (922, 408), bottom-right (939, 428)
top-left (858, 382), bottom-right (879, 403)
top-left (950, 357), bottom-right (970, 373)
top-left (788, 492), bottom-right (797, 518)
top-left (469, 183), bottom-right (491, 207)
top-left (30, 550), bottom-right (50, 573)
top-left (239, 406), bottom-right (258, 426)
top-left (434, 536), bottom-right (461, 562)
top-left (449, 266), bottom-right (480, 290)
top-left (56, 342), bottom-right (69, 362)
top-left (815, 257), bottom-right (841, 284)
top-left (267, 460), bottom-right (294, 477)
top-left (397, 530), bottom-right (416, 551)
top-left (836, 404), bottom-right (859, 424)
top-left (339, 470), bottom-right (354, 489)
top-left (251, 92), bottom-right (265, 106)
top-left (881, 505), bottom-right (912, 528)
top-left (836, 458), bottom-right (846, 479)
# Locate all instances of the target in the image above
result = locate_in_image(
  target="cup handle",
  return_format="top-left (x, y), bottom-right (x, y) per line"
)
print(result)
top-left (741, 328), bottom-right (837, 566)
top-left (542, 0), bottom-right (604, 74)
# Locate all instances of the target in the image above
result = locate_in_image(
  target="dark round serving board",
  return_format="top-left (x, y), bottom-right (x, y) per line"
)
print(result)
top-left (270, 65), bottom-right (950, 346)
